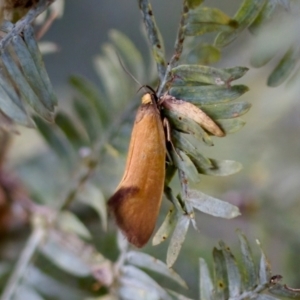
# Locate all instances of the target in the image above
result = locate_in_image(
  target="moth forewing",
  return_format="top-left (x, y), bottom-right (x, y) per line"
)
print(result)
top-left (161, 94), bottom-right (225, 137)
top-left (108, 93), bottom-right (166, 248)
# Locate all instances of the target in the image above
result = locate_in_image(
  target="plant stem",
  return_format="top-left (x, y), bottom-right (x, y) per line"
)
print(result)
top-left (0, 0), bottom-right (55, 52)
top-left (0, 228), bottom-right (45, 300)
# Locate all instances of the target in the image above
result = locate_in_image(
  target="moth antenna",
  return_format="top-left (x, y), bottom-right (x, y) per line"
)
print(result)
top-left (116, 52), bottom-right (142, 87)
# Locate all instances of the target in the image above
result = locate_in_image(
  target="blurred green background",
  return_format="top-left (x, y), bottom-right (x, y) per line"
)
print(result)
top-left (3, 0), bottom-right (300, 299)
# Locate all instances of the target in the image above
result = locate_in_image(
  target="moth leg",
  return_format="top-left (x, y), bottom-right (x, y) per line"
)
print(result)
top-left (163, 117), bottom-right (182, 161)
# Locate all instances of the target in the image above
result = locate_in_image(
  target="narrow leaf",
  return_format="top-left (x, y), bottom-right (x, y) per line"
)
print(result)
top-left (2, 50), bottom-right (53, 122)
top-left (236, 230), bottom-right (257, 290)
top-left (40, 234), bottom-right (91, 276)
top-left (121, 265), bottom-right (172, 300)
top-left (69, 75), bottom-right (110, 126)
top-left (197, 159), bottom-right (242, 176)
top-left (186, 23), bottom-right (236, 37)
top-left (172, 148), bottom-right (201, 183)
top-left (187, 43), bottom-right (221, 65)
top-left (201, 102), bottom-right (251, 119)
top-left (12, 35), bottom-right (55, 112)
top-left (187, 189), bottom-right (240, 219)
top-left (171, 65), bottom-right (232, 86)
top-left (255, 295), bottom-right (280, 300)
top-left (55, 112), bottom-right (87, 149)
top-left (267, 46), bottom-right (299, 87)
top-left (269, 284), bottom-right (300, 299)
top-left (215, 0), bottom-right (267, 48)
top-left (187, 0), bottom-right (203, 9)
top-left (199, 258), bottom-right (214, 300)
top-left (33, 116), bottom-right (74, 163)
top-left (119, 279), bottom-right (160, 300)
top-left (219, 241), bottom-right (241, 297)
top-left (167, 290), bottom-right (194, 300)
top-left (188, 7), bottom-right (238, 27)
top-left (216, 118), bottom-right (246, 134)
top-left (15, 285), bottom-right (44, 300)
top-left (57, 211), bottom-right (92, 240)
top-left (257, 240), bottom-right (272, 284)
top-left (153, 206), bottom-right (178, 245)
top-left (213, 248), bottom-right (229, 300)
top-left (167, 214), bottom-right (190, 267)
top-left (73, 97), bottom-right (101, 142)
top-left (77, 184), bottom-right (107, 231)
top-left (223, 67), bottom-right (249, 81)
top-left (126, 251), bottom-right (187, 288)
top-left (249, 1), bottom-right (278, 34)
top-left (0, 75), bottom-right (32, 126)
top-left (172, 131), bottom-right (213, 169)
top-left (164, 109), bottom-right (213, 146)
top-left (23, 25), bottom-right (58, 106)
top-left (169, 85), bottom-right (249, 104)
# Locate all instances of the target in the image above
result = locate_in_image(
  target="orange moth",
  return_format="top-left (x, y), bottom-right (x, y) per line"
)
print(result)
top-left (108, 92), bottom-right (166, 248)
top-left (160, 94), bottom-right (225, 137)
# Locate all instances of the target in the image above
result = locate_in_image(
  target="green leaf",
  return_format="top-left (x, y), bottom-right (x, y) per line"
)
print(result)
top-left (12, 35), bottom-right (55, 112)
top-left (23, 25), bottom-right (58, 107)
top-left (0, 75), bottom-right (32, 126)
top-left (69, 75), bottom-right (111, 126)
top-left (169, 85), bottom-right (249, 104)
top-left (164, 109), bottom-right (213, 146)
top-left (15, 285), bottom-right (44, 300)
top-left (121, 265), bottom-right (172, 300)
top-left (219, 241), bottom-right (241, 298)
top-left (187, 189), bottom-right (240, 219)
top-left (186, 7), bottom-right (238, 36)
top-left (236, 230), bottom-right (257, 290)
top-left (167, 290), bottom-right (194, 300)
top-left (33, 116), bottom-right (74, 163)
top-left (213, 248), bottom-right (229, 300)
top-left (267, 46), bottom-right (299, 87)
top-left (167, 214), bottom-right (190, 267)
top-left (172, 131), bottom-right (213, 170)
top-left (269, 284), bottom-right (300, 299)
top-left (77, 184), bottom-right (107, 231)
top-left (248, 1), bottom-right (278, 34)
top-left (109, 29), bottom-right (145, 82)
top-left (188, 7), bottom-right (238, 26)
top-left (201, 102), bottom-right (251, 119)
top-left (197, 158), bottom-right (242, 176)
top-left (187, 0), bottom-right (203, 9)
top-left (73, 97), bottom-right (101, 143)
top-left (94, 47), bottom-right (129, 107)
top-left (40, 234), bottom-right (91, 276)
top-left (172, 148), bottom-right (201, 183)
top-left (186, 22), bottom-right (238, 36)
top-left (171, 65), bottom-right (233, 86)
top-left (153, 205), bottom-right (177, 246)
top-left (187, 43), bottom-right (221, 65)
top-left (255, 295), bottom-right (280, 300)
top-left (257, 240), bottom-right (272, 284)
top-left (223, 67), bottom-right (249, 81)
top-left (2, 49), bottom-right (53, 122)
top-left (57, 211), bottom-right (92, 240)
top-left (55, 112), bottom-right (88, 149)
top-left (216, 118), bottom-right (246, 134)
top-left (126, 251), bottom-right (187, 288)
top-left (199, 258), bottom-right (214, 300)
top-left (214, 0), bottom-right (267, 48)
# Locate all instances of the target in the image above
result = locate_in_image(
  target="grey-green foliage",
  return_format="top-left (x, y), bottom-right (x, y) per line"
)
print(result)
top-left (0, 21), bottom-right (57, 129)
top-left (199, 231), bottom-right (300, 300)
top-left (2, 1), bottom-right (300, 300)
